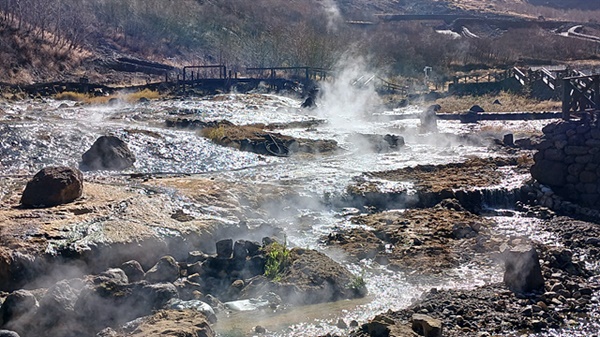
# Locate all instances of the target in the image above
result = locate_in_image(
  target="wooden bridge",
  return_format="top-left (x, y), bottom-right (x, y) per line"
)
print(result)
top-left (449, 66), bottom-right (585, 99)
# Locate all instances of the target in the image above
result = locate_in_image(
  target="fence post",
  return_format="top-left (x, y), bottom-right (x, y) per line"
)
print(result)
top-left (562, 79), bottom-right (571, 120)
top-left (594, 75), bottom-right (600, 112)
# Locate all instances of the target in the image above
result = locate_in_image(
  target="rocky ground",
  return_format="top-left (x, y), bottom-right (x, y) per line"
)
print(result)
top-left (348, 215), bottom-right (600, 337)
top-left (322, 153), bottom-right (600, 337)
top-left (323, 203), bottom-right (497, 274)
top-left (0, 168), bottom-right (367, 336)
top-left (344, 155), bottom-right (532, 211)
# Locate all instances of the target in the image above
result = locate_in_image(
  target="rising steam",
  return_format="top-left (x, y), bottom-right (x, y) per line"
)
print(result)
top-left (321, 0), bottom-right (343, 32)
top-left (315, 55), bottom-right (381, 134)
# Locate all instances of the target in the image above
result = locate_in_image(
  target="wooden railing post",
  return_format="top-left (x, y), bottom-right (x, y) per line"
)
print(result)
top-left (593, 75), bottom-right (600, 112)
top-left (562, 79), bottom-right (571, 120)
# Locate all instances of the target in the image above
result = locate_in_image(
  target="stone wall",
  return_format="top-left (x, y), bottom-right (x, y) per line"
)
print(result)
top-left (531, 119), bottom-right (600, 209)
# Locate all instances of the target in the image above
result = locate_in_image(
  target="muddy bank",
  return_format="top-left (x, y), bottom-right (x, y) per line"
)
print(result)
top-left (0, 170), bottom-right (367, 336)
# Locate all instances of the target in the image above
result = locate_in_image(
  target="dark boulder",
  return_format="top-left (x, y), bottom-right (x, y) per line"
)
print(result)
top-left (469, 105), bottom-right (485, 113)
top-left (530, 159), bottom-right (567, 187)
top-left (216, 239), bottom-right (233, 259)
top-left (121, 260), bottom-right (145, 283)
top-left (20, 166), bottom-right (83, 207)
top-left (0, 290), bottom-right (38, 329)
top-left (502, 244), bottom-right (545, 294)
top-left (81, 136), bottom-right (135, 171)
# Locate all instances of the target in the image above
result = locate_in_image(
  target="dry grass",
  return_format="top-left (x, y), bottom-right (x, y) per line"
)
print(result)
top-left (53, 89), bottom-right (162, 104)
top-left (55, 91), bottom-right (89, 101)
top-left (125, 89), bottom-right (161, 102)
top-left (201, 126), bottom-right (227, 142)
top-left (434, 92), bottom-right (561, 113)
top-left (200, 124), bottom-right (268, 143)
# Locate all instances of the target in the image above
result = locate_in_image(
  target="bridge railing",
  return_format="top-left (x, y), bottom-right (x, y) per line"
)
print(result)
top-left (561, 74), bottom-right (600, 120)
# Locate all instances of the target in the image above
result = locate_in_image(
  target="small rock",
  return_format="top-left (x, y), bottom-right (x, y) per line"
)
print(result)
top-left (503, 134), bottom-right (514, 147)
top-left (469, 105), bottom-right (485, 113)
top-left (336, 319), bottom-right (348, 329)
top-left (502, 244), bottom-right (545, 294)
top-left (121, 260), bottom-right (145, 283)
top-left (216, 239), bottom-right (233, 259)
top-left (233, 240), bottom-right (248, 260)
top-left (255, 325), bottom-right (266, 333)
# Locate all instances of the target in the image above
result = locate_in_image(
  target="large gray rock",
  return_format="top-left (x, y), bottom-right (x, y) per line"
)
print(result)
top-left (144, 256), bottom-right (180, 283)
top-left (0, 290), bottom-right (38, 329)
top-left (502, 244), bottom-right (545, 294)
top-left (74, 281), bottom-right (178, 332)
top-left (30, 279), bottom-right (85, 336)
top-left (241, 248), bottom-right (367, 305)
top-left (412, 313), bottom-right (442, 337)
top-left (81, 136), bottom-right (136, 171)
top-left (20, 166), bottom-right (83, 207)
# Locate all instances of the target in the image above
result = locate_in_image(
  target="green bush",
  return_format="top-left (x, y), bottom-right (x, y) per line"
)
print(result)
top-left (264, 241), bottom-right (290, 281)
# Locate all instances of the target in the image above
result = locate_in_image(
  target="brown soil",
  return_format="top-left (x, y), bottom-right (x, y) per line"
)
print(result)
top-left (0, 174), bottom-right (292, 289)
top-left (104, 310), bottom-right (214, 337)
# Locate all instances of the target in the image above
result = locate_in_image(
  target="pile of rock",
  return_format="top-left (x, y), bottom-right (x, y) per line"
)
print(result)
top-left (531, 119), bottom-right (600, 209)
top-left (0, 238), bottom-right (366, 337)
top-left (0, 259), bottom-right (213, 337)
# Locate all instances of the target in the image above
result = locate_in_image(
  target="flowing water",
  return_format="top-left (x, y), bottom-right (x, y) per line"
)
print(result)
top-left (0, 94), bottom-right (593, 336)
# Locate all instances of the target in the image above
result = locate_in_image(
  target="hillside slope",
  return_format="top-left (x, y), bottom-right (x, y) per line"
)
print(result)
top-left (0, 0), bottom-right (599, 86)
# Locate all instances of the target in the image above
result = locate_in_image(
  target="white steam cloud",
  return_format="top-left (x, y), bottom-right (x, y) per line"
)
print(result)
top-left (321, 0), bottom-right (342, 31)
top-left (315, 55), bottom-right (381, 134)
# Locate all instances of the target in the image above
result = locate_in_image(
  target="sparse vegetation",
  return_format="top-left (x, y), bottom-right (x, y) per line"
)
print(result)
top-left (433, 92), bottom-right (561, 113)
top-left (263, 240), bottom-right (291, 282)
top-left (55, 91), bottom-right (88, 102)
top-left (125, 89), bottom-right (161, 102)
top-left (2, 0), bottom-right (600, 85)
top-left (201, 126), bottom-right (227, 143)
top-left (54, 89), bottom-right (161, 104)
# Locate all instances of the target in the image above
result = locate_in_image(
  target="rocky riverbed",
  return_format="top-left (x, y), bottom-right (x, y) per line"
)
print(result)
top-left (1, 93), bottom-right (599, 337)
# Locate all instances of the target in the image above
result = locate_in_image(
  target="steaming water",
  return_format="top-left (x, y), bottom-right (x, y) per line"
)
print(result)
top-left (0, 95), bottom-right (593, 336)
